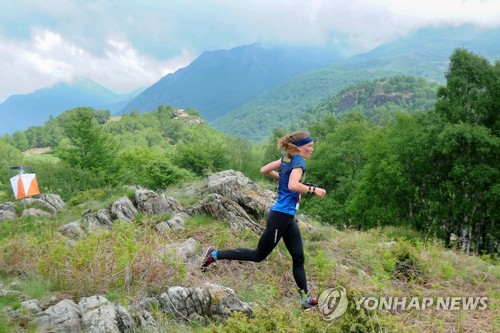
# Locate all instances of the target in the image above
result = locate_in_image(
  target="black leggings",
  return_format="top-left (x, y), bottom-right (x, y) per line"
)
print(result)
top-left (217, 210), bottom-right (308, 294)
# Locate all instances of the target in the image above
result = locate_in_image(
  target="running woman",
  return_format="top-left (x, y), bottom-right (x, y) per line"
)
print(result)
top-left (201, 131), bottom-right (326, 309)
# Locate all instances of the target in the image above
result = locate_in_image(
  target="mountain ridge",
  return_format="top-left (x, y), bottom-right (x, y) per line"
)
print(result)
top-left (211, 25), bottom-right (500, 141)
top-left (0, 78), bottom-right (138, 135)
top-left (118, 43), bottom-right (344, 120)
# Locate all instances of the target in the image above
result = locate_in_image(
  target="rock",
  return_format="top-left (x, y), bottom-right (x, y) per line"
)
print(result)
top-left (23, 199), bottom-right (57, 215)
top-left (0, 202), bottom-right (17, 220)
top-left (38, 194), bottom-right (66, 211)
top-left (110, 197), bottom-right (138, 222)
top-left (132, 310), bottom-right (157, 331)
top-left (161, 238), bottom-right (198, 262)
top-left (157, 283), bottom-right (252, 320)
top-left (22, 208), bottom-right (52, 218)
top-left (79, 295), bottom-right (135, 333)
top-left (36, 299), bottom-right (82, 333)
top-left (83, 209), bottom-right (114, 229)
top-left (201, 170), bottom-right (276, 219)
top-left (135, 189), bottom-right (185, 215)
top-left (21, 299), bottom-right (42, 314)
top-left (205, 283), bottom-right (253, 317)
top-left (154, 212), bottom-right (189, 234)
top-left (190, 194), bottom-right (263, 233)
top-left (0, 289), bottom-right (21, 296)
top-left (25, 282), bottom-right (251, 331)
top-left (61, 221), bottom-right (87, 239)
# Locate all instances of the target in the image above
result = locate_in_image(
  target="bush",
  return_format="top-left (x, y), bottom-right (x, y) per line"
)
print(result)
top-left (140, 158), bottom-right (194, 190)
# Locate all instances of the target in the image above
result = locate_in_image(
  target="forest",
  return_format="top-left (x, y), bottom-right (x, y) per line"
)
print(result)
top-left (1, 48), bottom-right (498, 256)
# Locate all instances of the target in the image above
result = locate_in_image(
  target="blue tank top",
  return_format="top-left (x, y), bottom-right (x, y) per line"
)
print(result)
top-left (270, 154), bottom-right (307, 216)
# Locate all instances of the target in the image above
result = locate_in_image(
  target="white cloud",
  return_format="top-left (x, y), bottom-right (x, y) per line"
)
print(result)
top-left (0, 0), bottom-right (499, 102)
top-left (0, 28), bottom-right (193, 102)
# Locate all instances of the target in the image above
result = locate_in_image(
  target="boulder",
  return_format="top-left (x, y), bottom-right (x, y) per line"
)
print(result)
top-left (83, 209), bottom-right (114, 229)
top-left (79, 295), bottom-right (135, 333)
top-left (23, 194), bottom-right (65, 216)
top-left (38, 194), bottom-right (66, 211)
top-left (154, 212), bottom-right (189, 234)
top-left (110, 197), bottom-right (137, 222)
top-left (22, 208), bottom-right (52, 218)
top-left (36, 299), bottom-right (82, 333)
top-left (135, 189), bottom-right (185, 215)
top-left (201, 170), bottom-right (276, 219)
top-left (132, 310), bottom-right (157, 331)
top-left (0, 202), bottom-right (16, 220)
top-left (190, 194), bottom-right (263, 233)
top-left (60, 221), bottom-right (87, 239)
top-left (157, 283), bottom-right (252, 320)
top-left (161, 238), bottom-right (198, 263)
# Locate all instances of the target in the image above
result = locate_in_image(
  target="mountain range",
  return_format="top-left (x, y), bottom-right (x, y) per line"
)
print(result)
top-left (0, 78), bottom-right (142, 135)
top-left (0, 25), bottom-right (498, 138)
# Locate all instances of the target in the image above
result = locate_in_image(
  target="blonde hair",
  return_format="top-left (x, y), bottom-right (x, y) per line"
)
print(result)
top-left (277, 131), bottom-right (310, 156)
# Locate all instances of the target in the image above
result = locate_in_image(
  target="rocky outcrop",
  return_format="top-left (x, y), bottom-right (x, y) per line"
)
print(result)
top-left (198, 170), bottom-right (276, 219)
top-left (135, 189), bottom-right (185, 215)
top-left (12, 283), bottom-right (252, 333)
top-left (0, 194), bottom-right (65, 221)
top-left (83, 209), bottom-right (115, 229)
top-left (0, 202), bottom-right (17, 220)
top-left (23, 194), bottom-right (66, 216)
top-left (60, 221), bottom-right (87, 239)
top-left (190, 194), bottom-right (263, 233)
top-left (160, 237), bottom-right (198, 266)
top-left (110, 197), bottom-right (138, 222)
top-left (154, 212), bottom-right (189, 234)
top-left (79, 296), bottom-right (135, 333)
top-left (156, 283), bottom-right (252, 322)
top-left (35, 299), bottom-right (82, 333)
top-left (60, 171), bottom-right (272, 237)
top-left (22, 208), bottom-right (52, 218)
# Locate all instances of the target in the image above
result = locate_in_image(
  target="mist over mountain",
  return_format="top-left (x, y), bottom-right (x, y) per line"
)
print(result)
top-left (1, 25), bottom-right (498, 139)
top-left (0, 78), bottom-right (137, 135)
top-left (212, 25), bottom-right (500, 141)
top-left (118, 43), bottom-right (344, 120)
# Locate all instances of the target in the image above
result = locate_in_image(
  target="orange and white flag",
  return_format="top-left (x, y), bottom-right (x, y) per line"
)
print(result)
top-left (10, 173), bottom-right (40, 200)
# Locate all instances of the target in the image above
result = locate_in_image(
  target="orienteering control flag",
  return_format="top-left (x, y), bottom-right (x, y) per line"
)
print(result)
top-left (10, 173), bottom-right (40, 199)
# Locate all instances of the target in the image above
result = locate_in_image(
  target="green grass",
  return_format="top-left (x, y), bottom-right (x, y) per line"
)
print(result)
top-left (0, 198), bottom-right (498, 332)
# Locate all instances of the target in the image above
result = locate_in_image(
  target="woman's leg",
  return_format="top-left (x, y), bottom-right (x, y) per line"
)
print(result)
top-left (216, 210), bottom-right (294, 262)
top-left (281, 220), bottom-right (308, 294)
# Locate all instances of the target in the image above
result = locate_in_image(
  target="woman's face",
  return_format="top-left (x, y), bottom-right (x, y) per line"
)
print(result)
top-left (298, 142), bottom-right (314, 159)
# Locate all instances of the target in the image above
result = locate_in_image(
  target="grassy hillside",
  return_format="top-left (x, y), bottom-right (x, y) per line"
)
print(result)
top-left (294, 75), bottom-right (440, 128)
top-left (211, 26), bottom-right (500, 143)
top-left (211, 68), bottom-right (398, 142)
top-left (0, 183), bottom-right (497, 332)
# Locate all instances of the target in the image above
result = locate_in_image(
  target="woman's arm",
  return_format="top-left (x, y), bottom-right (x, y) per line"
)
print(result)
top-left (288, 168), bottom-right (326, 198)
top-left (260, 159), bottom-right (281, 180)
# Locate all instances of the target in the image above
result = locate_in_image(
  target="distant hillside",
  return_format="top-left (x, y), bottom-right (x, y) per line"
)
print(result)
top-left (211, 67), bottom-right (398, 141)
top-left (336, 25), bottom-right (500, 81)
top-left (0, 78), bottom-right (137, 135)
top-left (119, 43), bottom-right (344, 120)
top-left (212, 25), bottom-right (500, 142)
top-left (295, 75), bottom-right (439, 126)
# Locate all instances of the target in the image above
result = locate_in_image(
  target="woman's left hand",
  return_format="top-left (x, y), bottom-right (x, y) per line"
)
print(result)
top-left (315, 187), bottom-right (326, 198)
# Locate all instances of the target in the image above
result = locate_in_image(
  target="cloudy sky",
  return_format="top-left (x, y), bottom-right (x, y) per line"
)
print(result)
top-left (0, 0), bottom-right (499, 103)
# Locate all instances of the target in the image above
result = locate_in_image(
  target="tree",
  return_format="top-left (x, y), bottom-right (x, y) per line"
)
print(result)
top-left (304, 113), bottom-right (372, 225)
top-left (11, 131), bottom-right (29, 151)
top-left (433, 48), bottom-right (499, 253)
top-left (436, 48), bottom-right (497, 132)
top-left (56, 108), bottom-right (118, 179)
top-left (430, 123), bottom-right (499, 254)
